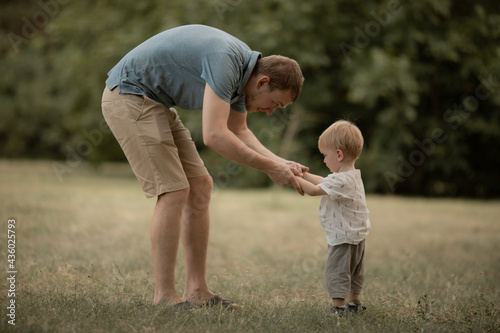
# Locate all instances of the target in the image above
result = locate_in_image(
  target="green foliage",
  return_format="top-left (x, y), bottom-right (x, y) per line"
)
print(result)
top-left (0, 0), bottom-right (499, 196)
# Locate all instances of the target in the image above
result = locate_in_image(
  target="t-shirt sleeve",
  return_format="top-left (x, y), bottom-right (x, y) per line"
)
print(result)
top-left (200, 51), bottom-right (243, 105)
top-left (318, 174), bottom-right (349, 200)
top-left (230, 98), bottom-right (246, 113)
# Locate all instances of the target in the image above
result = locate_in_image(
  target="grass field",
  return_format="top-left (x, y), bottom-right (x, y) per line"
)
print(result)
top-left (1, 160), bottom-right (499, 332)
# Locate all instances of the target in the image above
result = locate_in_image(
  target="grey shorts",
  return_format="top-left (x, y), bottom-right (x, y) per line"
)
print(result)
top-left (325, 240), bottom-right (365, 299)
top-left (101, 86), bottom-right (209, 198)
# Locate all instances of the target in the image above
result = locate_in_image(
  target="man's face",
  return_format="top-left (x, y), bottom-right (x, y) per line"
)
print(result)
top-left (245, 86), bottom-right (293, 115)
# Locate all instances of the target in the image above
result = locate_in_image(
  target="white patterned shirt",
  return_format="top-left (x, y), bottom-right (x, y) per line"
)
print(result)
top-left (318, 170), bottom-right (371, 246)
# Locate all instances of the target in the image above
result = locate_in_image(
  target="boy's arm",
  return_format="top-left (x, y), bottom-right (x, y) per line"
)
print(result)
top-left (302, 172), bottom-right (325, 185)
top-left (297, 177), bottom-right (327, 196)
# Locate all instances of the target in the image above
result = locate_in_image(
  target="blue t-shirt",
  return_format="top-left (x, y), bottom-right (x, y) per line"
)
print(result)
top-left (106, 24), bottom-right (261, 113)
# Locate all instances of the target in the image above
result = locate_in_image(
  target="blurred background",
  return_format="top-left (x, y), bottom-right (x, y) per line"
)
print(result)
top-left (1, 0), bottom-right (499, 197)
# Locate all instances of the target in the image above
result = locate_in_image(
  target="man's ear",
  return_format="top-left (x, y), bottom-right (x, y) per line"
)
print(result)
top-left (336, 149), bottom-right (344, 162)
top-left (256, 76), bottom-right (270, 89)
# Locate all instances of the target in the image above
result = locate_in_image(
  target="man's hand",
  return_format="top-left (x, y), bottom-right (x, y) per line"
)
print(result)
top-left (284, 161), bottom-right (309, 177)
top-left (267, 162), bottom-right (305, 195)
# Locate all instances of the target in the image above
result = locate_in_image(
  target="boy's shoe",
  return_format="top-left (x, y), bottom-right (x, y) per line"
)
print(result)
top-left (330, 306), bottom-right (348, 317)
top-left (347, 301), bottom-right (366, 314)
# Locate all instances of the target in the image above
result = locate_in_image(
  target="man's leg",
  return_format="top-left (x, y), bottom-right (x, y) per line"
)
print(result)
top-left (151, 188), bottom-right (189, 305)
top-left (180, 175), bottom-right (214, 303)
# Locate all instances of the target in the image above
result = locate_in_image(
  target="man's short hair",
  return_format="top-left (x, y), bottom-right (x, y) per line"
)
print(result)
top-left (253, 55), bottom-right (304, 102)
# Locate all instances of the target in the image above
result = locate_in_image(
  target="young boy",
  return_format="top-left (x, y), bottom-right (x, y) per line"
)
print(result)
top-left (296, 120), bottom-right (371, 316)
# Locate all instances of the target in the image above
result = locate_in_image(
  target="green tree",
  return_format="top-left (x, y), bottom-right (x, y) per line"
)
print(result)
top-left (1, 0), bottom-right (499, 196)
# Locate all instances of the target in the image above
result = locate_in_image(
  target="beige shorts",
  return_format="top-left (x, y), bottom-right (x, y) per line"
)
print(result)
top-left (325, 240), bottom-right (365, 299)
top-left (101, 86), bottom-right (209, 198)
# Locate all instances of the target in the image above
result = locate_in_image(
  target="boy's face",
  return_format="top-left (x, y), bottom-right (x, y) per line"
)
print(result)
top-left (322, 149), bottom-right (343, 173)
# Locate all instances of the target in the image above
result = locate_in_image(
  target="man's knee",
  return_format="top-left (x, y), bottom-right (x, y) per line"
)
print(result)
top-left (157, 187), bottom-right (190, 208)
top-left (187, 176), bottom-right (213, 210)
top-left (189, 175), bottom-right (213, 195)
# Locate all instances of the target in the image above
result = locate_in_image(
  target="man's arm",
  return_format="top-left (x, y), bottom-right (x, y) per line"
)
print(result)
top-left (296, 177), bottom-right (326, 196)
top-left (226, 106), bottom-right (308, 176)
top-left (202, 83), bottom-right (304, 194)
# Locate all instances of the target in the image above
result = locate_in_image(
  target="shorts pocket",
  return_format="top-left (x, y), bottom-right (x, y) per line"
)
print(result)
top-left (119, 95), bottom-right (147, 122)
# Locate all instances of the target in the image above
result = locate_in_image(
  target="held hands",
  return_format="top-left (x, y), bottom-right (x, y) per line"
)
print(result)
top-left (285, 161), bottom-right (309, 195)
top-left (267, 161), bottom-right (309, 195)
top-left (284, 160), bottom-right (309, 177)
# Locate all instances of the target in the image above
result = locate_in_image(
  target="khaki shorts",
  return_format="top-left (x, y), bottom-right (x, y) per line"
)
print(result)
top-left (325, 240), bottom-right (365, 299)
top-left (101, 86), bottom-right (209, 198)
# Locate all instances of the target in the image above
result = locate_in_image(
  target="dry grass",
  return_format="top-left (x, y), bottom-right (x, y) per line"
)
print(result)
top-left (0, 160), bottom-right (499, 332)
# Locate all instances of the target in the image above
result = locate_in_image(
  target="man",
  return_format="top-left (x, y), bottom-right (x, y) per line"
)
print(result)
top-left (101, 24), bottom-right (307, 309)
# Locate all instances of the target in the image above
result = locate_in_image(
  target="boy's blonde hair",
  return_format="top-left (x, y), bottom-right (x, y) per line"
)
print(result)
top-left (318, 120), bottom-right (364, 160)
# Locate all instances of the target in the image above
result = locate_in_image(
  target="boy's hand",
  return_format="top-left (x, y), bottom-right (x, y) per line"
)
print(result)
top-left (266, 162), bottom-right (304, 195)
top-left (296, 176), bottom-right (327, 196)
top-left (294, 176), bottom-right (305, 196)
top-left (285, 161), bottom-right (309, 177)
top-left (302, 172), bottom-right (325, 185)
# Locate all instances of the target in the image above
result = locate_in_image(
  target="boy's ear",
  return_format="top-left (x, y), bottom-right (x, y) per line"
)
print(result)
top-left (336, 149), bottom-right (344, 162)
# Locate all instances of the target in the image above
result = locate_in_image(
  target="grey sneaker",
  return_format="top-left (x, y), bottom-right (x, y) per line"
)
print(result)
top-left (330, 306), bottom-right (348, 317)
top-left (347, 301), bottom-right (366, 314)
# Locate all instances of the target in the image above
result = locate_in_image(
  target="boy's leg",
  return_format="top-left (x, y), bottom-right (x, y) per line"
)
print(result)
top-left (348, 293), bottom-right (361, 303)
top-left (325, 244), bottom-right (351, 306)
top-left (350, 240), bottom-right (366, 298)
top-left (347, 240), bottom-right (366, 312)
top-left (332, 298), bottom-right (346, 307)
